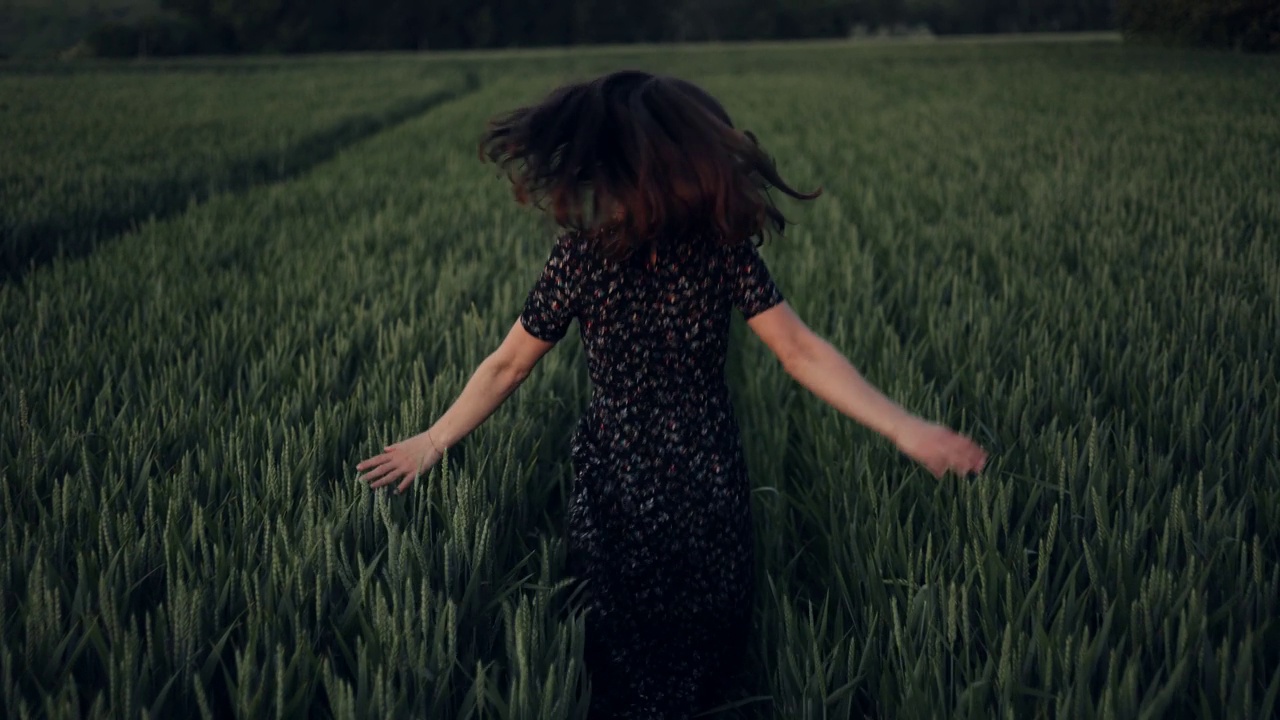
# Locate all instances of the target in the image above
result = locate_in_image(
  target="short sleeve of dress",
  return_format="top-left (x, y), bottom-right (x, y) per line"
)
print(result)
top-left (727, 241), bottom-right (784, 319)
top-left (520, 234), bottom-right (578, 342)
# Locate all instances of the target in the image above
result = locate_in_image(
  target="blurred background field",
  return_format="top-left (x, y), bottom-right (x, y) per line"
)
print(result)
top-left (2, 38), bottom-right (1279, 718)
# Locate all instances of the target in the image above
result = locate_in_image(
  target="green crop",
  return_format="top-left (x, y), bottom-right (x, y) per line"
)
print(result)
top-left (0, 57), bottom-right (475, 279)
top-left (2, 39), bottom-right (1277, 719)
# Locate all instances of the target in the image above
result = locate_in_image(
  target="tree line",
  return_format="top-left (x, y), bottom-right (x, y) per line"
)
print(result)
top-left (86, 0), bottom-right (1116, 55)
top-left (1117, 0), bottom-right (1278, 53)
top-left (82, 0), bottom-right (1276, 56)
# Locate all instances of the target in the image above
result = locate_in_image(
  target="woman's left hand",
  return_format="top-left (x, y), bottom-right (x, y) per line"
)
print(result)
top-left (356, 431), bottom-right (443, 494)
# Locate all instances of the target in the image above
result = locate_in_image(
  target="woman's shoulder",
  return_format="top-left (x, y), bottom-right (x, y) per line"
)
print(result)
top-left (552, 227), bottom-right (598, 261)
top-left (556, 223), bottom-right (629, 266)
top-left (554, 222), bottom-right (756, 270)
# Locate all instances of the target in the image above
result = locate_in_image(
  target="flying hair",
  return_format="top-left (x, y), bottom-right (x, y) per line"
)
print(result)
top-left (481, 70), bottom-right (821, 260)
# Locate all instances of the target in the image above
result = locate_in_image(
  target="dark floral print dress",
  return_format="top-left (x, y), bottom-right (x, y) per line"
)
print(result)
top-left (520, 227), bottom-right (784, 719)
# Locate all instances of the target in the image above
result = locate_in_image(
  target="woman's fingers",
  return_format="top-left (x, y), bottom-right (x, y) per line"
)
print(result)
top-left (365, 469), bottom-right (401, 488)
top-left (920, 433), bottom-right (986, 478)
top-left (363, 455), bottom-right (417, 487)
top-left (972, 447), bottom-right (988, 473)
top-left (368, 461), bottom-right (408, 488)
top-left (360, 458), bottom-right (399, 483)
top-left (955, 438), bottom-right (987, 476)
top-left (356, 452), bottom-right (389, 472)
top-left (969, 438), bottom-right (988, 471)
top-left (357, 445), bottom-right (429, 494)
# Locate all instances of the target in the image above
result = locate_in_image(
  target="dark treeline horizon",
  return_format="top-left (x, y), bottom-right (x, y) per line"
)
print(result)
top-left (144, 0), bottom-right (1117, 54)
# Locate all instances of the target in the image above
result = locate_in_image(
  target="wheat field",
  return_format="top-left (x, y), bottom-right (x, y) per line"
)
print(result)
top-left (2, 39), bottom-right (1278, 718)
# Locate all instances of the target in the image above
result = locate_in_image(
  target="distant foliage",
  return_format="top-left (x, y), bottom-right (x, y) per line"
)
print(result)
top-left (0, 0), bottom-right (159, 58)
top-left (83, 13), bottom-right (214, 57)
top-left (65, 0), bottom-right (1121, 56)
top-left (1117, 0), bottom-right (1280, 52)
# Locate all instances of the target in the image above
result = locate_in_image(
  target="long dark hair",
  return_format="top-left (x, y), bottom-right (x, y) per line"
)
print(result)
top-left (481, 70), bottom-right (820, 259)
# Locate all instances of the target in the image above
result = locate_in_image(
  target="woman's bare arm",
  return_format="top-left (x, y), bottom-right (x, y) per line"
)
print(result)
top-left (746, 302), bottom-right (987, 478)
top-left (357, 320), bottom-right (555, 493)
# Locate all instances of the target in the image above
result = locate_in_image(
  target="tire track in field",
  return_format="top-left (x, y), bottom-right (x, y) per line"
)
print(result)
top-left (2, 70), bottom-right (481, 284)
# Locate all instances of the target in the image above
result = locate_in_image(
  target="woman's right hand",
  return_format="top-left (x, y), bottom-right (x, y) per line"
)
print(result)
top-left (892, 417), bottom-right (988, 479)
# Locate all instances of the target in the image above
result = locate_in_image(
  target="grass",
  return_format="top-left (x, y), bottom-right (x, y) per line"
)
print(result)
top-left (0, 58), bottom-right (477, 279)
top-left (1, 39), bottom-right (1278, 718)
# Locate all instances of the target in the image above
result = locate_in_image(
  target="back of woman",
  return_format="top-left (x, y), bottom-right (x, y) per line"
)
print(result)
top-left (358, 69), bottom-right (988, 719)
top-left (524, 224), bottom-right (786, 715)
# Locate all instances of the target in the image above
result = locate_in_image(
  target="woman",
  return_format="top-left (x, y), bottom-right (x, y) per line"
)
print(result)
top-left (357, 70), bottom-right (987, 718)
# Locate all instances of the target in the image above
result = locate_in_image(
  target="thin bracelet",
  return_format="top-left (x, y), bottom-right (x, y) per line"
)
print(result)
top-left (425, 430), bottom-right (443, 456)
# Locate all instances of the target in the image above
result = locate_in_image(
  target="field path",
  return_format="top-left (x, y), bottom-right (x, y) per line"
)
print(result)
top-left (1, 65), bottom-right (480, 281)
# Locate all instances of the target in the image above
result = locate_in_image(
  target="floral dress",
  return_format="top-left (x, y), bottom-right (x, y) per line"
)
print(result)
top-left (519, 227), bottom-right (785, 719)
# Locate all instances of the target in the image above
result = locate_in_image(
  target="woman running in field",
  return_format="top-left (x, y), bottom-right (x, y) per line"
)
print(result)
top-left (357, 70), bottom-right (987, 718)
